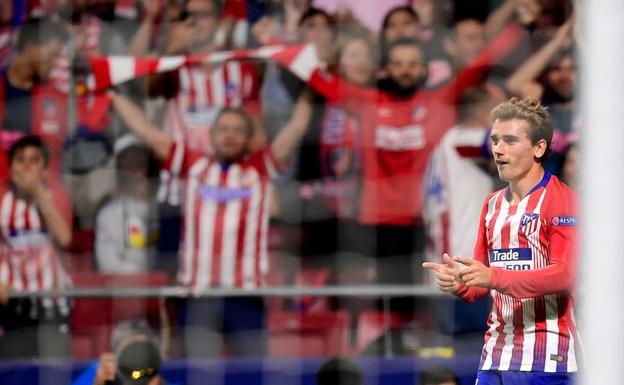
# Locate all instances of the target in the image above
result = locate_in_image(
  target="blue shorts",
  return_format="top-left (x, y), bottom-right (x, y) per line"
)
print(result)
top-left (476, 370), bottom-right (575, 385)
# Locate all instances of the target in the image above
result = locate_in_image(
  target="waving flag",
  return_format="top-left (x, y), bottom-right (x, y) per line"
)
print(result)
top-left (87, 44), bottom-right (320, 91)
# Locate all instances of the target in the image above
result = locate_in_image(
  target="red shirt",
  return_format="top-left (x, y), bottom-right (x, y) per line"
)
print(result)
top-left (306, 24), bottom-right (522, 225)
top-left (163, 143), bottom-right (282, 289)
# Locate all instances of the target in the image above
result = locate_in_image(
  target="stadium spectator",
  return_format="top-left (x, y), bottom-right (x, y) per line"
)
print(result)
top-left (443, 18), bottom-right (486, 72)
top-left (288, 21), bottom-right (523, 285)
top-left (316, 357), bottom-right (363, 385)
top-left (110, 89), bottom-right (312, 357)
top-left (0, 135), bottom-right (73, 359)
top-left (418, 365), bottom-right (458, 385)
top-left (0, 19), bottom-right (68, 181)
top-left (147, 0), bottom-right (265, 157)
top-left (72, 320), bottom-right (180, 385)
top-left (505, 17), bottom-right (577, 176)
top-left (424, 97), bottom-right (580, 384)
top-left (560, 142), bottom-right (578, 189)
top-left (95, 137), bottom-right (160, 273)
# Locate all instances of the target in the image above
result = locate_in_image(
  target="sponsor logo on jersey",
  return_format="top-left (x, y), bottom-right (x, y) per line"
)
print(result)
top-left (8, 230), bottom-right (48, 248)
top-left (375, 125), bottom-right (425, 150)
top-left (552, 215), bottom-right (579, 226)
top-left (489, 248), bottom-right (533, 270)
top-left (520, 212), bottom-right (540, 235)
top-left (489, 248), bottom-right (532, 262)
top-left (198, 185), bottom-right (252, 202)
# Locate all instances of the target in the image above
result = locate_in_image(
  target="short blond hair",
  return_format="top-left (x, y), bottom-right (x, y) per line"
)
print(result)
top-left (491, 97), bottom-right (554, 163)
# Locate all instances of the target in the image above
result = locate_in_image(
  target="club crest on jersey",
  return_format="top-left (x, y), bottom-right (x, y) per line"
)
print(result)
top-left (520, 212), bottom-right (540, 235)
top-left (225, 82), bottom-right (239, 98)
top-left (43, 98), bottom-right (57, 117)
top-left (412, 106), bottom-right (427, 121)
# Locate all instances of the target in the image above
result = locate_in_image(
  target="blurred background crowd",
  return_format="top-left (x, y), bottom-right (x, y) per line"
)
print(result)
top-left (0, 0), bottom-right (579, 370)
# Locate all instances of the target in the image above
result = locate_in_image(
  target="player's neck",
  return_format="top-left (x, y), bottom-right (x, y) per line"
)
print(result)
top-left (507, 166), bottom-right (545, 204)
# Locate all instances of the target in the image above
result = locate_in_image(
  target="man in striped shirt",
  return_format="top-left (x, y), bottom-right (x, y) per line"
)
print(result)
top-left (111, 91), bottom-right (311, 357)
top-left (424, 98), bottom-right (580, 384)
top-left (0, 135), bottom-right (73, 358)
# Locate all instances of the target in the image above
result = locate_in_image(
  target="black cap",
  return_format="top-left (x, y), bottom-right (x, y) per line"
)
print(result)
top-left (116, 340), bottom-right (162, 385)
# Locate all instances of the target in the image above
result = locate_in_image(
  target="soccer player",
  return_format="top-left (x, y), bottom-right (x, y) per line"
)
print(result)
top-left (110, 90), bottom-right (311, 357)
top-left (423, 97), bottom-right (580, 384)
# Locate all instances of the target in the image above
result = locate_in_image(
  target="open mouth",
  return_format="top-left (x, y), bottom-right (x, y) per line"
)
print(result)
top-left (496, 160), bottom-right (509, 166)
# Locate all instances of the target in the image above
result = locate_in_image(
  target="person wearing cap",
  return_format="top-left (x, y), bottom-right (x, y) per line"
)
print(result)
top-left (72, 321), bottom-right (180, 385)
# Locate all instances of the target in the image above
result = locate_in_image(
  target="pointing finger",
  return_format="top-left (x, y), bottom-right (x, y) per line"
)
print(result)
top-left (422, 262), bottom-right (443, 272)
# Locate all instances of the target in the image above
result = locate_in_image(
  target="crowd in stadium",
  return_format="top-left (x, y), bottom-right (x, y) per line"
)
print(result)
top-left (0, 0), bottom-right (579, 368)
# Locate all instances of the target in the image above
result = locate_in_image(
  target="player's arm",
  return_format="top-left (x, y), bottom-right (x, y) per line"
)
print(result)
top-left (110, 92), bottom-right (172, 159)
top-left (440, 21), bottom-right (524, 103)
top-left (270, 90), bottom-right (313, 166)
top-left (458, 192), bottom-right (578, 299)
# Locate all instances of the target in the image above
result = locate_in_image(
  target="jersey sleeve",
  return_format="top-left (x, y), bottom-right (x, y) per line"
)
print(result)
top-left (489, 186), bottom-right (578, 299)
top-left (162, 142), bottom-right (206, 179)
top-left (454, 197), bottom-right (491, 303)
top-left (438, 22), bottom-right (524, 103)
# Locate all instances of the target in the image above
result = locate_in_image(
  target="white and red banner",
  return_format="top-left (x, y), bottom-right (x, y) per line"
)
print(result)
top-left (87, 43), bottom-right (320, 91)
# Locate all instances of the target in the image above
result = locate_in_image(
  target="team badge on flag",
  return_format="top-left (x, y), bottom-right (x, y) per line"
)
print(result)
top-left (520, 213), bottom-right (540, 235)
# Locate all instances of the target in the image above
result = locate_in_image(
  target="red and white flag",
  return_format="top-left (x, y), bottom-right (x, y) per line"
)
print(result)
top-left (87, 44), bottom-right (321, 91)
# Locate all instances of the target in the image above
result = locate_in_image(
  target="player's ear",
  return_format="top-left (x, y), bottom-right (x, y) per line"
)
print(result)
top-left (533, 139), bottom-right (547, 160)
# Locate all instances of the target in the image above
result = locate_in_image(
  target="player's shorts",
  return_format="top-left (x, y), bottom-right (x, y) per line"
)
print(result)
top-left (475, 370), bottom-right (575, 385)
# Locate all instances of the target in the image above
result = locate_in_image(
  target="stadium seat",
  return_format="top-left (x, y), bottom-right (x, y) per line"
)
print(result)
top-left (69, 271), bottom-right (171, 359)
top-left (268, 311), bottom-right (350, 357)
top-left (107, 271), bottom-right (171, 322)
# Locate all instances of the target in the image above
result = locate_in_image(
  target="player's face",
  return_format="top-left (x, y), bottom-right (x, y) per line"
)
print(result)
top-left (212, 112), bottom-right (251, 162)
top-left (490, 119), bottom-right (545, 184)
top-left (387, 45), bottom-right (427, 89)
top-left (10, 146), bottom-right (46, 182)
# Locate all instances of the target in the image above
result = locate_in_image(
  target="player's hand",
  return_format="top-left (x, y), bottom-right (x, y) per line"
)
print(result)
top-left (455, 256), bottom-right (492, 288)
top-left (12, 169), bottom-right (44, 198)
top-left (141, 0), bottom-right (163, 22)
top-left (94, 352), bottom-right (116, 385)
top-left (422, 253), bottom-right (462, 293)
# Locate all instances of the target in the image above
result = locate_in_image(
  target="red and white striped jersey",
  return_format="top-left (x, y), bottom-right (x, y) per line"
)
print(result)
top-left (0, 183), bottom-right (72, 312)
top-left (164, 143), bottom-right (281, 289)
top-left (455, 172), bottom-right (581, 373)
top-left (159, 62), bottom-right (261, 205)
